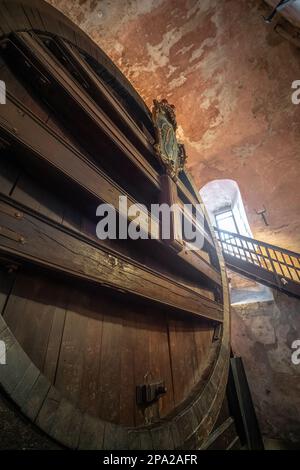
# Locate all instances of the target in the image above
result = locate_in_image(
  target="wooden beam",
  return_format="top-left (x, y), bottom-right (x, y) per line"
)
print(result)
top-left (0, 95), bottom-right (222, 287)
top-left (53, 38), bottom-right (155, 158)
top-left (4, 32), bottom-right (217, 252)
top-left (9, 32), bottom-right (160, 189)
top-left (159, 174), bottom-right (183, 252)
top-left (0, 93), bottom-right (155, 233)
top-left (0, 197), bottom-right (223, 322)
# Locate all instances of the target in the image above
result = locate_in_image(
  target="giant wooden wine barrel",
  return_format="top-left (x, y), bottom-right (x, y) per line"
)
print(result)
top-left (0, 0), bottom-right (231, 450)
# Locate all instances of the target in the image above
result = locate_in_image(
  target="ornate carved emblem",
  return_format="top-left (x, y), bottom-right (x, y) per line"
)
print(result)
top-left (152, 99), bottom-right (187, 180)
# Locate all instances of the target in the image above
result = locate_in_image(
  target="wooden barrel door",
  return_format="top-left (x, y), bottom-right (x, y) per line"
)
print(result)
top-left (0, 0), bottom-right (230, 450)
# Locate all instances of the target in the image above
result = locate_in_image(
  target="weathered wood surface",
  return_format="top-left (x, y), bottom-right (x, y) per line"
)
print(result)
top-left (2, 32), bottom-right (215, 246)
top-left (53, 38), bottom-right (155, 158)
top-left (9, 31), bottom-right (160, 189)
top-left (0, 197), bottom-right (223, 322)
top-left (0, 283), bottom-right (229, 449)
top-left (0, 0), bottom-right (231, 450)
top-left (0, 95), bottom-right (222, 286)
top-left (1, 267), bottom-right (217, 423)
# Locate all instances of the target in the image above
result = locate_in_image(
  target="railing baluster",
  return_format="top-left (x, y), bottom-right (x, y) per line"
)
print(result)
top-left (213, 227), bottom-right (300, 293)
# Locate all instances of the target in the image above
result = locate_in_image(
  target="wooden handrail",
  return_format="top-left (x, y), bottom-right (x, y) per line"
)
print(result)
top-left (215, 228), bottom-right (300, 288)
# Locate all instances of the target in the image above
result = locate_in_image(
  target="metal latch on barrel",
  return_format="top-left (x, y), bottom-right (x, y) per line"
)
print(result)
top-left (136, 382), bottom-right (167, 406)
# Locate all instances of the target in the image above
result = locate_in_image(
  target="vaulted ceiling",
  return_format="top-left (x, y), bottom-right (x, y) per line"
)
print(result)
top-left (47, 0), bottom-right (300, 252)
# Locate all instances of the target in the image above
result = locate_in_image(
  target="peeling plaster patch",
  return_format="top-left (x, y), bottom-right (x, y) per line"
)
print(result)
top-left (232, 143), bottom-right (260, 161)
top-left (175, 44), bottom-right (194, 56)
top-left (232, 293), bottom-right (300, 442)
top-left (80, 1), bottom-right (106, 30)
top-left (48, 0), bottom-right (165, 38)
top-left (251, 317), bottom-right (276, 345)
top-left (197, 46), bottom-right (226, 80)
top-left (186, 0), bottom-right (217, 19)
top-left (176, 125), bottom-right (185, 142)
top-left (146, 28), bottom-right (178, 69)
top-left (169, 74), bottom-right (187, 90)
top-left (114, 42), bottom-right (124, 55)
top-left (200, 87), bottom-right (218, 110)
top-left (268, 322), bottom-right (298, 375)
top-left (167, 65), bottom-right (177, 78)
top-left (190, 37), bottom-right (216, 62)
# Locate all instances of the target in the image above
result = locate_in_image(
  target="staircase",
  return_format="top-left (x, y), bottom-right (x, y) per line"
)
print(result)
top-left (215, 228), bottom-right (300, 299)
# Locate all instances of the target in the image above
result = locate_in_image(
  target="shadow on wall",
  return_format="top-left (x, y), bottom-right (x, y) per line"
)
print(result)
top-left (231, 289), bottom-right (300, 444)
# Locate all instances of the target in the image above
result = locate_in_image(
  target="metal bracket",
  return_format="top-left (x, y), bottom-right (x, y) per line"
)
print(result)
top-left (255, 205), bottom-right (269, 226)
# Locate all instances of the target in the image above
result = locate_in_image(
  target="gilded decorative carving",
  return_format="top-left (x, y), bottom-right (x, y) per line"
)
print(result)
top-left (152, 99), bottom-right (187, 180)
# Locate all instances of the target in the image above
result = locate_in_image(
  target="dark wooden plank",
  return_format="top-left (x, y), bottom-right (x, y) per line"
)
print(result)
top-left (160, 174), bottom-right (183, 252)
top-left (57, 18), bottom-right (77, 46)
top-left (11, 361), bottom-right (40, 405)
top-left (0, 197), bottom-right (224, 322)
top-left (0, 63), bottom-right (49, 122)
top-left (3, 271), bottom-right (55, 372)
top-left (119, 308), bottom-right (136, 426)
top-left (55, 38), bottom-right (155, 156)
top-left (19, 4), bottom-right (38, 31)
top-left (0, 153), bottom-right (20, 196)
top-left (35, 386), bottom-right (62, 435)
top-left (12, 172), bottom-right (64, 223)
top-left (61, 203), bottom-right (82, 231)
top-left (168, 318), bottom-right (197, 406)
top-left (36, 7), bottom-right (63, 38)
top-left (2, 270), bottom-right (29, 331)
top-left (0, 4), bottom-right (18, 32)
top-left (0, 9), bottom-right (12, 36)
top-left (150, 425), bottom-right (175, 450)
top-left (23, 5), bottom-right (46, 32)
top-left (200, 417), bottom-right (238, 450)
top-left (42, 281), bottom-right (69, 383)
top-left (78, 414), bottom-right (105, 450)
top-left (54, 291), bottom-right (89, 406)
top-left (77, 299), bottom-right (103, 417)
top-left (2, 1), bottom-right (31, 31)
top-left (229, 357), bottom-right (264, 450)
top-left (102, 422), bottom-right (129, 450)
top-left (0, 95), bottom-right (222, 286)
top-left (97, 299), bottom-right (123, 424)
top-left (0, 94), bottom-right (151, 230)
top-left (11, 32), bottom-right (160, 189)
top-left (21, 373), bottom-right (51, 421)
top-left (148, 309), bottom-right (175, 419)
top-left (0, 264), bottom-right (16, 315)
top-left (132, 311), bottom-right (150, 426)
top-left (50, 398), bottom-right (82, 449)
top-left (45, 113), bottom-right (75, 146)
top-left (193, 321), bottom-right (214, 384)
top-left (0, 326), bottom-right (32, 394)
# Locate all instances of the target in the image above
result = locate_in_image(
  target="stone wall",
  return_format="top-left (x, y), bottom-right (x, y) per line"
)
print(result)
top-left (231, 291), bottom-right (300, 443)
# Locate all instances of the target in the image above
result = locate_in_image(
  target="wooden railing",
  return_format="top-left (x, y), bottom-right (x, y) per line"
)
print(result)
top-left (215, 228), bottom-right (300, 297)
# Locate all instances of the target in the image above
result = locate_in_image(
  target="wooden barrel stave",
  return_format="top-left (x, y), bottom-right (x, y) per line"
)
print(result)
top-left (0, 0), bottom-right (230, 449)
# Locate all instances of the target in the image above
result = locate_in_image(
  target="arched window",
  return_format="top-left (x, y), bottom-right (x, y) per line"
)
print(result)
top-left (200, 179), bottom-right (273, 304)
top-left (200, 179), bottom-right (252, 237)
